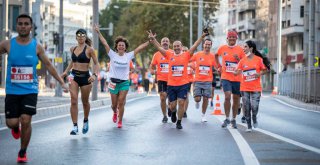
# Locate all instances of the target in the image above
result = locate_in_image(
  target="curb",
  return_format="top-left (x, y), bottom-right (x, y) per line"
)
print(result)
top-left (272, 95), bottom-right (320, 112)
top-left (0, 93), bottom-right (146, 125)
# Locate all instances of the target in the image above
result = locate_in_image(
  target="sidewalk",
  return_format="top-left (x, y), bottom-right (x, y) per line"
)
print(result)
top-left (272, 94), bottom-right (320, 111)
top-left (0, 88), bottom-right (147, 125)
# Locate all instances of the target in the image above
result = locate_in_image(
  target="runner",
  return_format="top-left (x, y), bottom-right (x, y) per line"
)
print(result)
top-left (94, 24), bottom-right (150, 128)
top-left (61, 28), bottom-right (100, 135)
top-left (183, 46), bottom-right (194, 118)
top-left (0, 14), bottom-right (69, 163)
top-left (190, 39), bottom-right (216, 122)
top-left (149, 37), bottom-right (171, 123)
top-left (148, 30), bottom-right (208, 129)
top-left (234, 40), bottom-right (267, 132)
top-left (215, 30), bottom-right (245, 129)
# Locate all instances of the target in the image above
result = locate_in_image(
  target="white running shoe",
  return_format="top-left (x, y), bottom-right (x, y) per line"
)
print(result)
top-left (201, 115), bottom-right (207, 122)
top-left (246, 128), bottom-right (252, 132)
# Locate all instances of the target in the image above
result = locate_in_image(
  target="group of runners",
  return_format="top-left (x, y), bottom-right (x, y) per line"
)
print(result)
top-left (0, 14), bottom-right (270, 163)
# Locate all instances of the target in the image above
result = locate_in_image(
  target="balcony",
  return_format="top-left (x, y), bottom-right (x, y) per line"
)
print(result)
top-left (282, 24), bottom-right (304, 36)
top-left (238, 0), bottom-right (256, 12)
top-left (237, 19), bottom-right (256, 31)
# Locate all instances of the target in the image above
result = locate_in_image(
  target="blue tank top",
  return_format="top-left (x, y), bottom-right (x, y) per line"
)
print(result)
top-left (6, 37), bottom-right (39, 94)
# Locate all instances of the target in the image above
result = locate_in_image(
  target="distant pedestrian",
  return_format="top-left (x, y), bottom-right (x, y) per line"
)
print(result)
top-left (234, 40), bottom-right (268, 132)
top-left (61, 28), bottom-right (100, 135)
top-left (100, 67), bottom-right (107, 92)
top-left (0, 14), bottom-right (69, 163)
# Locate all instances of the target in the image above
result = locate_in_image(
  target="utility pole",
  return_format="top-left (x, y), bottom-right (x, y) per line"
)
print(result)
top-left (275, 0), bottom-right (282, 95)
top-left (307, 0), bottom-right (315, 102)
top-left (55, 0), bottom-right (63, 97)
top-left (92, 0), bottom-right (99, 101)
top-left (197, 0), bottom-right (203, 51)
top-left (1, 0), bottom-right (8, 88)
top-left (189, 0), bottom-right (193, 48)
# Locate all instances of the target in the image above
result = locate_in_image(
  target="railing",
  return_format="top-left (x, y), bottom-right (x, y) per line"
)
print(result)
top-left (279, 67), bottom-right (320, 104)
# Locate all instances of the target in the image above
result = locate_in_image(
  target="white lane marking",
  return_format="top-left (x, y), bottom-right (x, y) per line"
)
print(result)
top-left (215, 116), bottom-right (260, 165)
top-left (273, 98), bottom-right (320, 113)
top-left (0, 96), bottom-right (148, 131)
top-left (237, 122), bottom-right (320, 155)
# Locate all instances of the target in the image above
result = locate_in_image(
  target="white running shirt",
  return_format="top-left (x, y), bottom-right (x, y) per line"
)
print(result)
top-left (108, 49), bottom-right (134, 80)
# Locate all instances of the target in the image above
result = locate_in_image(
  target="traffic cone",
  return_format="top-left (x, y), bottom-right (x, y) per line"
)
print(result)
top-left (271, 86), bottom-right (278, 95)
top-left (211, 94), bottom-right (224, 115)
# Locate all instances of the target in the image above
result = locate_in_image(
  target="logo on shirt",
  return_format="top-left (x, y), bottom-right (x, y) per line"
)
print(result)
top-left (161, 57), bottom-right (165, 60)
top-left (244, 65), bottom-right (248, 68)
top-left (170, 58), bottom-right (175, 61)
top-left (200, 57), bottom-right (204, 61)
top-left (223, 52), bottom-right (227, 56)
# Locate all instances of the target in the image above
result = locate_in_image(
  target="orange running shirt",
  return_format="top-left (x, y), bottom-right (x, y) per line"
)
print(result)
top-left (151, 50), bottom-right (171, 81)
top-left (237, 55), bottom-right (266, 92)
top-left (190, 51), bottom-right (216, 82)
top-left (165, 50), bottom-right (191, 86)
top-left (216, 45), bottom-right (245, 82)
top-left (187, 62), bottom-right (195, 83)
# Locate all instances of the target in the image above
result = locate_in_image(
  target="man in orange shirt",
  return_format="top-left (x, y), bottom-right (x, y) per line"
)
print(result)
top-left (215, 31), bottom-right (245, 129)
top-left (190, 39), bottom-right (216, 122)
top-left (149, 37), bottom-right (171, 123)
top-left (182, 46), bottom-right (193, 118)
top-left (148, 30), bottom-right (208, 129)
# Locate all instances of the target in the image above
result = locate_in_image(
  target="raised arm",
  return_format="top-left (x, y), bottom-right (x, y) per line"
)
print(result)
top-left (133, 41), bottom-right (149, 56)
top-left (189, 32), bottom-right (208, 55)
top-left (93, 24), bottom-right (110, 53)
top-left (37, 44), bottom-right (69, 92)
top-left (147, 30), bottom-right (167, 56)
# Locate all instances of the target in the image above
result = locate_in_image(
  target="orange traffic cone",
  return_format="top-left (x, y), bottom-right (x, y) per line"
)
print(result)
top-left (211, 94), bottom-right (224, 115)
top-left (271, 87), bottom-right (278, 95)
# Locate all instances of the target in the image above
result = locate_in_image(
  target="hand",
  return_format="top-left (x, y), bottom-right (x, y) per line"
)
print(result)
top-left (88, 75), bottom-right (96, 83)
top-left (60, 72), bottom-right (67, 79)
top-left (147, 30), bottom-right (156, 41)
top-left (254, 73), bottom-right (260, 78)
top-left (93, 24), bottom-right (100, 33)
top-left (203, 28), bottom-right (209, 36)
top-left (61, 83), bottom-right (69, 93)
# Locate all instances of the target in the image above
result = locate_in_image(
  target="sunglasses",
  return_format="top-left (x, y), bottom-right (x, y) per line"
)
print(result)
top-left (76, 33), bottom-right (86, 37)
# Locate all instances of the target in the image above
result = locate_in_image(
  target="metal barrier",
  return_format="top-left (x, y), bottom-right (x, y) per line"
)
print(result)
top-left (279, 67), bottom-right (320, 104)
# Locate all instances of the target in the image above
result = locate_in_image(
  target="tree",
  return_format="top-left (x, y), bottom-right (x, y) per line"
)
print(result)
top-left (98, 0), bottom-right (219, 68)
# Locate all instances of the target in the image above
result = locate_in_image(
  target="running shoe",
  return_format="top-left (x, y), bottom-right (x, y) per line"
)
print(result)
top-left (253, 121), bottom-right (258, 128)
top-left (231, 119), bottom-right (237, 129)
top-left (245, 128), bottom-right (252, 132)
top-left (171, 111), bottom-right (177, 123)
top-left (167, 108), bottom-right (172, 117)
top-left (112, 112), bottom-right (117, 123)
top-left (17, 153), bottom-right (28, 163)
top-left (82, 121), bottom-right (89, 134)
top-left (195, 102), bottom-right (200, 109)
top-left (70, 126), bottom-right (78, 135)
top-left (201, 116), bottom-right (207, 122)
top-left (183, 112), bottom-right (187, 118)
top-left (11, 127), bottom-right (21, 139)
top-left (221, 119), bottom-right (230, 128)
top-left (162, 116), bottom-right (168, 123)
top-left (176, 123), bottom-right (183, 129)
top-left (241, 116), bottom-right (246, 123)
top-left (117, 121), bottom-right (122, 128)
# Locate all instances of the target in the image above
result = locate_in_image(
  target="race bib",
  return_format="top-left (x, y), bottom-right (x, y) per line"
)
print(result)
top-left (243, 69), bottom-right (257, 82)
top-left (172, 65), bottom-right (184, 77)
top-left (199, 65), bottom-right (210, 75)
top-left (11, 66), bottom-right (33, 83)
top-left (225, 61), bottom-right (237, 73)
top-left (159, 63), bottom-right (169, 73)
top-left (108, 82), bottom-right (116, 90)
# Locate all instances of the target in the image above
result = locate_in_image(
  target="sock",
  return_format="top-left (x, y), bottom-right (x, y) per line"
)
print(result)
top-left (177, 120), bottom-right (181, 125)
top-left (84, 119), bottom-right (88, 123)
top-left (73, 123), bottom-right (78, 127)
top-left (13, 127), bottom-right (19, 133)
top-left (226, 117), bottom-right (230, 121)
top-left (19, 148), bottom-right (27, 157)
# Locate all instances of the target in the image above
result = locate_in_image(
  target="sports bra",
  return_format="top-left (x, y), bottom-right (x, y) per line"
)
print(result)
top-left (71, 45), bottom-right (90, 63)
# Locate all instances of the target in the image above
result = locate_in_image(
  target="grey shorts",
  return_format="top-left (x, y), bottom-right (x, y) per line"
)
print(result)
top-left (193, 81), bottom-right (212, 98)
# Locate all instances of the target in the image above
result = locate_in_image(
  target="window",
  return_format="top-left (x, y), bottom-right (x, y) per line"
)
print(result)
top-left (287, 20), bottom-right (290, 27)
top-left (282, 21), bottom-right (286, 28)
top-left (252, 11), bottom-right (256, 19)
top-left (12, 5), bottom-right (20, 31)
top-left (300, 6), bottom-right (304, 18)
